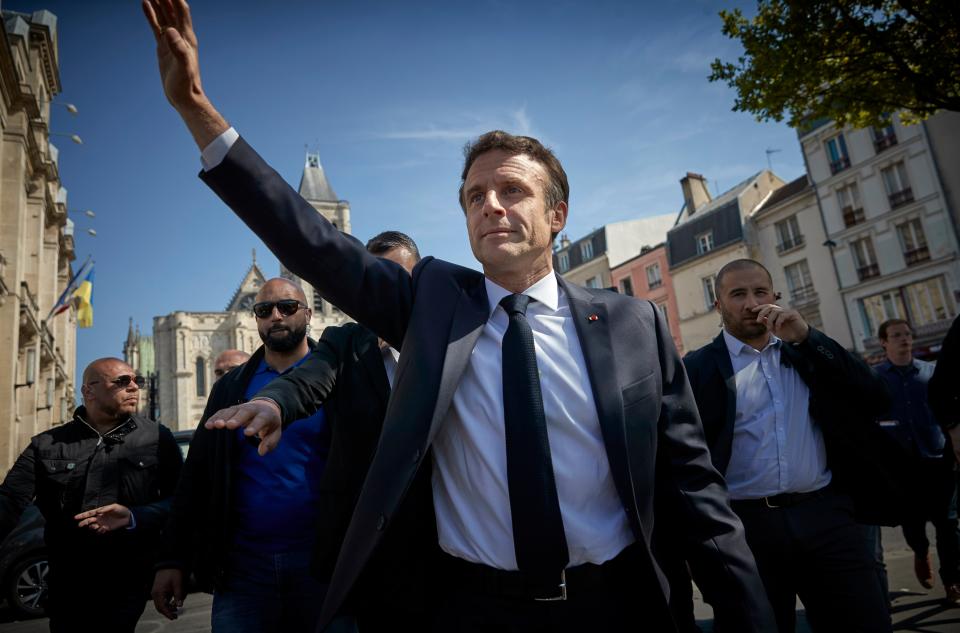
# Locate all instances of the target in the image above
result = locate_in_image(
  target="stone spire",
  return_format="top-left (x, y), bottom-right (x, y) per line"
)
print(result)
top-left (298, 151), bottom-right (339, 203)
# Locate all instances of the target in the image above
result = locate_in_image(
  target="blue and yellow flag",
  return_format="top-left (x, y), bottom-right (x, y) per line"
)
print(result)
top-left (72, 266), bottom-right (94, 328)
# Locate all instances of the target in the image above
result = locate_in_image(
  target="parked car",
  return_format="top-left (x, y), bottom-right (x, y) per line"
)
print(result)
top-left (0, 427), bottom-right (194, 618)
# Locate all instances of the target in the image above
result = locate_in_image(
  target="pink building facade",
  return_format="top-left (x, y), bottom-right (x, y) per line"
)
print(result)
top-left (610, 243), bottom-right (685, 355)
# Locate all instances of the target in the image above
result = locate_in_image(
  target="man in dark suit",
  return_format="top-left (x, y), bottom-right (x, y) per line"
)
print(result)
top-left (143, 3), bottom-right (774, 631)
top-left (681, 258), bottom-right (894, 633)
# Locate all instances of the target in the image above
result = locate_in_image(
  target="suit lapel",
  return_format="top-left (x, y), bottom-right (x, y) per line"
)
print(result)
top-left (357, 334), bottom-right (391, 404)
top-left (709, 332), bottom-right (738, 473)
top-left (560, 278), bottom-right (632, 503)
top-left (426, 278), bottom-right (489, 444)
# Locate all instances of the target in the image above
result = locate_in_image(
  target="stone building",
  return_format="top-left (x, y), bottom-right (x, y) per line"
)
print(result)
top-left (148, 153), bottom-right (352, 431)
top-left (800, 113), bottom-right (960, 357)
top-left (667, 171), bottom-right (785, 352)
top-left (609, 243), bottom-right (684, 354)
top-left (122, 318), bottom-right (157, 419)
top-left (0, 9), bottom-right (78, 473)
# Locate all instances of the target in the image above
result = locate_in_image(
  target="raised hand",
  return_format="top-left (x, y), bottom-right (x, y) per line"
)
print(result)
top-left (74, 503), bottom-right (132, 533)
top-left (751, 304), bottom-right (810, 344)
top-left (142, 0), bottom-right (228, 148)
top-left (205, 399), bottom-right (283, 456)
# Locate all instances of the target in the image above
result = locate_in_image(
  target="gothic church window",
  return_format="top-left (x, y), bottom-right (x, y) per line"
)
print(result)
top-left (196, 357), bottom-right (206, 397)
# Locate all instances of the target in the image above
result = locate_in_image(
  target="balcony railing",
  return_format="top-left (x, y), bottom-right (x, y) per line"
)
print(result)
top-left (789, 284), bottom-right (819, 306)
top-left (903, 246), bottom-right (931, 266)
top-left (857, 263), bottom-right (880, 281)
top-left (648, 279), bottom-right (662, 289)
top-left (873, 133), bottom-right (898, 153)
top-left (829, 156), bottom-right (851, 175)
top-left (842, 206), bottom-right (865, 227)
top-left (889, 188), bottom-right (914, 208)
top-left (776, 234), bottom-right (806, 253)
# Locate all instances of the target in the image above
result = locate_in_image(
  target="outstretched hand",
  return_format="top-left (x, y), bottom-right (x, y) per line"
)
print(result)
top-left (142, 0), bottom-right (228, 148)
top-left (75, 503), bottom-right (131, 534)
top-left (206, 399), bottom-right (283, 456)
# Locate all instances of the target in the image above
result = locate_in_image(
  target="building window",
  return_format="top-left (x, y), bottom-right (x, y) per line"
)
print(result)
top-left (897, 219), bottom-right (930, 266)
top-left (837, 183), bottom-right (865, 227)
top-left (618, 277), bottom-right (634, 296)
top-left (557, 251), bottom-right (569, 273)
top-left (826, 134), bottom-right (851, 174)
top-left (872, 122), bottom-right (898, 153)
top-left (784, 260), bottom-right (816, 304)
top-left (860, 290), bottom-right (907, 339)
top-left (580, 241), bottom-right (594, 261)
top-left (585, 275), bottom-right (602, 289)
top-left (774, 215), bottom-right (804, 253)
top-left (195, 357), bottom-right (206, 397)
top-left (646, 263), bottom-right (662, 289)
top-left (695, 231), bottom-right (714, 255)
top-left (881, 161), bottom-right (913, 208)
top-left (851, 237), bottom-right (880, 281)
top-left (903, 276), bottom-right (955, 326)
top-left (702, 275), bottom-right (717, 309)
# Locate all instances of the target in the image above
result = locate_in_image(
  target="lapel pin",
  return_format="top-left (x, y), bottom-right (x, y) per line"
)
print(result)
top-left (588, 314), bottom-right (599, 322)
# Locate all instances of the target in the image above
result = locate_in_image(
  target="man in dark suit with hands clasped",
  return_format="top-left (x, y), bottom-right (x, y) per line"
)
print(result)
top-left (142, 2), bottom-right (775, 631)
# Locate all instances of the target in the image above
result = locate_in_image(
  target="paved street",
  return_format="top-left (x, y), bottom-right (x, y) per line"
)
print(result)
top-left (2, 527), bottom-right (959, 631)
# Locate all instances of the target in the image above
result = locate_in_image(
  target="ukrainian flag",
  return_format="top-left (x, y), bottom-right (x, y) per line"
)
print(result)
top-left (72, 266), bottom-right (94, 328)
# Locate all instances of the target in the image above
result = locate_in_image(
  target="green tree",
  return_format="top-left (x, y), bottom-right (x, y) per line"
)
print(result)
top-left (709, 1), bottom-right (960, 128)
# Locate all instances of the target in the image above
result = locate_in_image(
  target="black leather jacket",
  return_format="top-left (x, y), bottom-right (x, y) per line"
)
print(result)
top-left (0, 407), bottom-right (182, 561)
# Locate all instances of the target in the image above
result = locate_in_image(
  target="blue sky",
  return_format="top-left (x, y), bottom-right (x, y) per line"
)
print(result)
top-left (8, 0), bottom-right (805, 393)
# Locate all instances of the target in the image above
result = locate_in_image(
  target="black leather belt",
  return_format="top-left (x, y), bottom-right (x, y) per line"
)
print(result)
top-left (731, 486), bottom-right (829, 510)
top-left (440, 544), bottom-right (636, 602)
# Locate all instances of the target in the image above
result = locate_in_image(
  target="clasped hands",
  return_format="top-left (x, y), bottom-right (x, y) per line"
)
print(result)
top-left (205, 398), bottom-right (284, 455)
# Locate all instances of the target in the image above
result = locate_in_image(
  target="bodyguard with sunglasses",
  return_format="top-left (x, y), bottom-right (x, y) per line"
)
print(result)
top-left (152, 277), bottom-right (345, 633)
top-left (0, 357), bottom-right (183, 632)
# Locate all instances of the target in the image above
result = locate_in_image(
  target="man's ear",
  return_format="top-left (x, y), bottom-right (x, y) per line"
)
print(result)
top-left (550, 201), bottom-right (568, 234)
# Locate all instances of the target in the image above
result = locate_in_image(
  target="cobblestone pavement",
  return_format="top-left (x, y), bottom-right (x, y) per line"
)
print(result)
top-left (2, 527), bottom-right (958, 631)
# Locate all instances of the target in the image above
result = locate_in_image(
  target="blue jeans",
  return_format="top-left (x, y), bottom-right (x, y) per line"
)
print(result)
top-left (212, 547), bottom-right (353, 633)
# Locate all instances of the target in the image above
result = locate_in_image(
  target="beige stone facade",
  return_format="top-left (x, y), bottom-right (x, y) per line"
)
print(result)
top-left (148, 154), bottom-right (353, 431)
top-left (0, 10), bottom-right (78, 473)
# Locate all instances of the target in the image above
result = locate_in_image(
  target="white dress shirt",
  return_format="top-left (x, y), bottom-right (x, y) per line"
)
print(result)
top-left (202, 131), bottom-right (633, 568)
top-left (722, 330), bottom-right (832, 500)
top-left (432, 274), bottom-right (634, 569)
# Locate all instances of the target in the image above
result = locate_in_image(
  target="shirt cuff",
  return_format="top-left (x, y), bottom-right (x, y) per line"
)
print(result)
top-left (126, 511), bottom-right (137, 531)
top-left (200, 127), bottom-right (239, 171)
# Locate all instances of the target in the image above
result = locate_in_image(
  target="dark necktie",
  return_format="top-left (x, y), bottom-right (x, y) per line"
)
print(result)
top-left (499, 293), bottom-right (569, 579)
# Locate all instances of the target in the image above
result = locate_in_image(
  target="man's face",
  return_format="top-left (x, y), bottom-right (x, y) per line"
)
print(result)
top-left (82, 360), bottom-right (141, 419)
top-left (462, 150), bottom-right (566, 278)
top-left (881, 323), bottom-right (913, 361)
top-left (214, 352), bottom-right (248, 379)
top-left (715, 266), bottom-right (776, 341)
top-left (255, 282), bottom-right (311, 352)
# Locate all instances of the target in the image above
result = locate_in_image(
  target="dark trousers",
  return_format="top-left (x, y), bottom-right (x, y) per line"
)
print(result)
top-left (732, 488), bottom-right (891, 633)
top-left (430, 545), bottom-right (672, 633)
top-left (901, 458), bottom-right (960, 586)
top-left (46, 556), bottom-right (148, 633)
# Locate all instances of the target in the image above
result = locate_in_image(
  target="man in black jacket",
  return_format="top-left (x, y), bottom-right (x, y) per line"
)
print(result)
top-left (0, 357), bottom-right (182, 633)
top-left (151, 277), bottom-right (338, 633)
top-left (681, 259), bottom-right (894, 633)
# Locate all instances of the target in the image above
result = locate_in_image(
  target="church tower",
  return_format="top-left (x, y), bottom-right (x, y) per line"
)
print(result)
top-left (281, 152), bottom-right (352, 320)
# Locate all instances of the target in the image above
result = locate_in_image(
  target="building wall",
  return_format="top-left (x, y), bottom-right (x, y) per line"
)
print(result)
top-left (562, 255), bottom-right (611, 289)
top-left (801, 115), bottom-right (960, 355)
top-left (0, 11), bottom-right (76, 473)
top-left (923, 111), bottom-right (960, 250)
top-left (610, 245), bottom-right (684, 354)
top-left (750, 188), bottom-right (853, 348)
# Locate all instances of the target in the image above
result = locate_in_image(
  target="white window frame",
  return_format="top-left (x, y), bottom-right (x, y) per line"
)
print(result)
top-left (580, 241), bottom-right (594, 261)
top-left (702, 275), bottom-right (717, 309)
top-left (645, 263), bottom-right (662, 288)
top-left (696, 231), bottom-right (714, 255)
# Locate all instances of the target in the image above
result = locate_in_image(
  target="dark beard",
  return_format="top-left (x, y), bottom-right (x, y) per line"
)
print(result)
top-left (262, 322), bottom-right (307, 352)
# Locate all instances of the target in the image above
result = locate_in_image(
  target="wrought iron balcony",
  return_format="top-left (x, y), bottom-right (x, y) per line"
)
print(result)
top-left (857, 263), bottom-right (880, 281)
top-left (903, 246), bottom-right (931, 266)
top-left (842, 206), bottom-right (865, 227)
top-left (776, 234), bottom-right (806, 253)
top-left (888, 188), bottom-right (914, 208)
top-left (648, 279), bottom-right (662, 290)
top-left (789, 284), bottom-right (819, 306)
top-left (829, 156), bottom-right (851, 175)
top-left (873, 132), bottom-right (898, 153)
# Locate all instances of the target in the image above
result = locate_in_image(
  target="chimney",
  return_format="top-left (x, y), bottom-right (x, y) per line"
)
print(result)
top-left (560, 233), bottom-right (571, 249)
top-left (680, 172), bottom-right (712, 214)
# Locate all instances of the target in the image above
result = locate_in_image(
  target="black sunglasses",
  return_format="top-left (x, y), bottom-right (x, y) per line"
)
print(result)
top-left (252, 299), bottom-right (307, 319)
top-left (88, 375), bottom-right (146, 389)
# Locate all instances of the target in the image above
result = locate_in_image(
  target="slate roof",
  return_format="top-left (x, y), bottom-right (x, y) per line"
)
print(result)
top-left (298, 152), bottom-right (338, 202)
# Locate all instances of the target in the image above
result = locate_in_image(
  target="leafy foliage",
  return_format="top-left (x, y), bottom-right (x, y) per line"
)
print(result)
top-left (709, 1), bottom-right (960, 128)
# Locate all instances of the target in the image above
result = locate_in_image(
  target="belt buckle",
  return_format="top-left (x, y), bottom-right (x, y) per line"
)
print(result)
top-left (764, 495), bottom-right (781, 509)
top-left (534, 569), bottom-right (567, 601)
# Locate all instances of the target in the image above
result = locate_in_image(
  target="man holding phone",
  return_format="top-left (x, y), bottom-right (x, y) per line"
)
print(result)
top-left (679, 259), bottom-right (896, 633)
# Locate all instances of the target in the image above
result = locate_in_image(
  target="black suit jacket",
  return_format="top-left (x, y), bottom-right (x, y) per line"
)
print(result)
top-left (200, 137), bottom-right (775, 632)
top-left (683, 328), bottom-right (909, 525)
